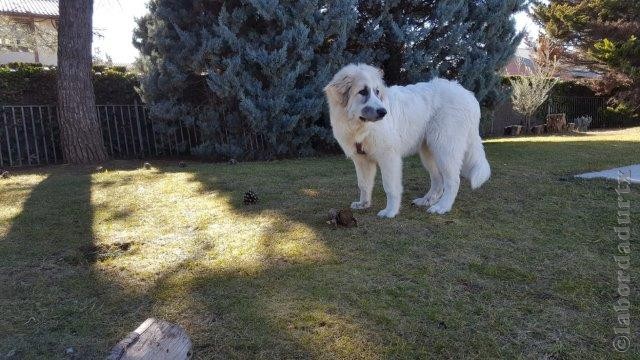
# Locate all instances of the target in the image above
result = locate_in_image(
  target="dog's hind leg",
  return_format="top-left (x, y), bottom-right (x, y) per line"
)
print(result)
top-left (351, 156), bottom-right (377, 210)
top-left (412, 144), bottom-right (443, 207)
top-left (426, 139), bottom-right (464, 215)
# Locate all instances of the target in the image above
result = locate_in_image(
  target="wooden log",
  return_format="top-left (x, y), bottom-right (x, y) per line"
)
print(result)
top-left (531, 125), bottom-right (546, 135)
top-left (546, 113), bottom-right (566, 133)
top-left (107, 318), bottom-right (192, 360)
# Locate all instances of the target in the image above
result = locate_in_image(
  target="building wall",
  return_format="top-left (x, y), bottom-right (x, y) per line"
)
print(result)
top-left (0, 16), bottom-right (57, 66)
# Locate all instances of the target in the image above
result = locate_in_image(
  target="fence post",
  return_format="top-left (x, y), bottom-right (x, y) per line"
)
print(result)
top-left (29, 107), bottom-right (40, 165)
top-left (142, 106), bottom-right (158, 156)
top-left (47, 106), bottom-right (57, 164)
top-left (0, 110), bottom-right (3, 167)
top-left (20, 107), bottom-right (32, 165)
top-left (2, 107), bottom-right (11, 167)
top-left (133, 102), bottom-right (145, 156)
top-left (141, 105), bottom-right (151, 156)
top-left (38, 107), bottom-right (49, 164)
top-left (12, 107), bottom-right (22, 166)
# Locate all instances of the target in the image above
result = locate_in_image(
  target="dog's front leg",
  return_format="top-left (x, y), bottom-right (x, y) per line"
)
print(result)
top-left (351, 156), bottom-right (376, 210)
top-left (377, 155), bottom-right (403, 218)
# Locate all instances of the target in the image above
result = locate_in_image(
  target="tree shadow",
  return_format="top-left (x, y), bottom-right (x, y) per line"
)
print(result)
top-left (136, 137), bottom-right (640, 357)
top-left (0, 168), bottom-right (152, 358)
top-left (121, 158), bottom-right (492, 358)
top-left (1, 134), bottom-right (638, 358)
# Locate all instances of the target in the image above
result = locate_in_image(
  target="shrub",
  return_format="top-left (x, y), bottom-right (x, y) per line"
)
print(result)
top-left (0, 63), bottom-right (140, 104)
top-left (135, 0), bottom-right (356, 160)
top-left (136, 1), bottom-right (527, 159)
top-left (599, 101), bottom-right (639, 127)
top-left (573, 115), bottom-right (592, 131)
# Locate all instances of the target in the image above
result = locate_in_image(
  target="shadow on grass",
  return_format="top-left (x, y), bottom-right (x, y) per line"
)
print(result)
top-left (1, 135), bottom-right (639, 358)
top-left (0, 169), bottom-right (106, 357)
top-left (0, 169), bottom-right (173, 358)
top-left (137, 138), bottom-right (640, 357)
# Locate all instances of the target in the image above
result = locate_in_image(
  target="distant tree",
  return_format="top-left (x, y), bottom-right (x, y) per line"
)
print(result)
top-left (348, 0), bottom-right (528, 108)
top-left (134, 0), bottom-right (356, 159)
top-left (534, 0), bottom-right (640, 110)
top-left (0, 15), bottom-right (57, 52)
top-left (92, 47), bottom-right (115, 66)
top-left (509, 55), bottom-right (558, 131)
top-left (57, 0), bottom-right (108, 164)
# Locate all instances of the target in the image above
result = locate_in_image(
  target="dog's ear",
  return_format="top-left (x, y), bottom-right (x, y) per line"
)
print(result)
top-left (376, 67), bottom-right (384, 78)
top-left (324, 74), bottom-right (352, 107)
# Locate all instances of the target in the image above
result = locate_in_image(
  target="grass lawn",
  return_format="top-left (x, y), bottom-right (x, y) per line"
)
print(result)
top-left (1, 128), bottom-right (639, 359)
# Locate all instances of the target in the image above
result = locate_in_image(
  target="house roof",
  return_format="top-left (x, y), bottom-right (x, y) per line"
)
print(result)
top-left (0, 0), bottom-right (58, 17)
top-left (504, 56), bottom-right (536, 76)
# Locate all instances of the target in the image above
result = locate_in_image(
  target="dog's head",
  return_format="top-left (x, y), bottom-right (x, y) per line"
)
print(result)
top-left (324, 64), bottom-right (387, 122)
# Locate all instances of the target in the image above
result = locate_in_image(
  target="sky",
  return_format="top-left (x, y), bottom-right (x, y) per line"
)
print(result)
top-left (93, 1), bottom-right (540, 65)
top-left (514, 9), bottom-right (541, 44)
top-left (93, 0), bottom-right (149, 65)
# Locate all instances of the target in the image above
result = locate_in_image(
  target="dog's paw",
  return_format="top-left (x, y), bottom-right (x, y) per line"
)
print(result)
top-left (412, 197), bottom-right (427, 207)
top-left (351, 201), bottom-right (371, 210)
top-left (377, 208), bottom-right (398, 218)
top-left (412, 196), bottom-right (433, 207)
top-left (413, 191), bottom-right (442, 207)
top-left (427, 203), bottom-right (451, 215)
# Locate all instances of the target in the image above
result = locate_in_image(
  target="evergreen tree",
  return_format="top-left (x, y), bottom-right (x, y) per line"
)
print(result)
top-left (58, 0), bottom-right (108, 164)
top-left (135, 1), bottom-right (526, 159)
top-left (134, 0), bottom-right (355, 160)
top-left (349, 0), bottom-right (527, 108)
top-left (534, 0), bottom-right (640, 111)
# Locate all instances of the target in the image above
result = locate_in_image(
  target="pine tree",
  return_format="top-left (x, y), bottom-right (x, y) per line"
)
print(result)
top-left (534, 0), bottom-right (640, 111)
top-left (134, 0), bottom-right (355, 160)
top-left (349, 0), bottom-right (527, 108)
top-left (57, 0), bottom-right (108, 164)
top-left (135, 1), bottom-right (526, 159)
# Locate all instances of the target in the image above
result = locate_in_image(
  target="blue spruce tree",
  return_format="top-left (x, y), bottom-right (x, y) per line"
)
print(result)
top-left (134, 0), bottom-right (355, 159)
top-left (349, 0), bottom-right (527, 108)
top-left (135, 1), bottom-right (526, 158)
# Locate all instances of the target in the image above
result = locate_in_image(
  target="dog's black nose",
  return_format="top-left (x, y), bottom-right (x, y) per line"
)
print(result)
top-left (376, 108), bottom-right (387, 118)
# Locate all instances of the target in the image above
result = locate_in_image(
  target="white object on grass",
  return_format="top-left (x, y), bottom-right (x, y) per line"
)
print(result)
top-left (576, 164), bottom-right (640, 184)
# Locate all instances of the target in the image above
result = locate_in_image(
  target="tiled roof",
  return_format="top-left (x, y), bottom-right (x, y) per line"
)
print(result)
top-left (0, 0), bottom-right (58, 17)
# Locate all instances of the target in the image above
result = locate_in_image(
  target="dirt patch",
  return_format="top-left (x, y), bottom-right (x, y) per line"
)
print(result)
top-left (65, 242), bottom-right (133, 265)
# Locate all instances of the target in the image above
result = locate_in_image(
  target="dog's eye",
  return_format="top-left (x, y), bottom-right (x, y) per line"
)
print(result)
top-left (375, 89), bottom-right (380, 96)
top-left (358, 88), bottom-right (368, 96)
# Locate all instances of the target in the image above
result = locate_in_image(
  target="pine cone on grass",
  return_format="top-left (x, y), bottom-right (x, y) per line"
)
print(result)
top-left (243, 190), bottom-right (258, 205)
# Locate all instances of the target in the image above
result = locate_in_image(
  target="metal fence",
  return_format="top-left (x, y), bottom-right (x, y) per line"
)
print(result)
top-left (491, 96), bottom-right (637, 135)
top-left (0, 104), bottom-right (200, 167)
top-left (547, 96), bottom-right (628, 129)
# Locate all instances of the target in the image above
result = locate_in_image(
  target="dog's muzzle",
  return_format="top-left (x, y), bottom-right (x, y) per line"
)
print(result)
top-left (360, 106), bottom-right (387, 122)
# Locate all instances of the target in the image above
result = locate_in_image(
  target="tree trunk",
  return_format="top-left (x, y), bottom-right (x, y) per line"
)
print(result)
top-left (57, 0), bottom-right (108, 164)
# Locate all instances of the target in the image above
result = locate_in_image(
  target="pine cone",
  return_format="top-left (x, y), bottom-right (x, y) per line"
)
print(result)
top-left (243, 190), bottom-right (258, 205)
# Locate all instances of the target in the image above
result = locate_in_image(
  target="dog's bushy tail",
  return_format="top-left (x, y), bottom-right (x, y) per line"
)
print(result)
top-left (464, 135), bottom-right (491, 189)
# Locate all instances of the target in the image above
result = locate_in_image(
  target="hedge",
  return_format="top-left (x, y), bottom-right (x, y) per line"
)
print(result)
top-left (0, 62), bottom-right (140, 105)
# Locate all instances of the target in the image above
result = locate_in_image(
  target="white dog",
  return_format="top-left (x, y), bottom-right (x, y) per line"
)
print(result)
top-left (324, 64), bottom-right (490, 217)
